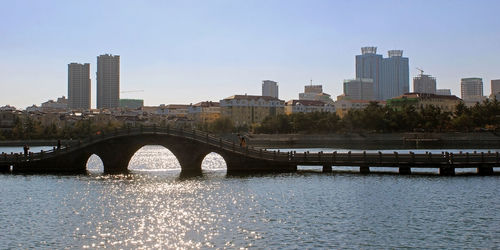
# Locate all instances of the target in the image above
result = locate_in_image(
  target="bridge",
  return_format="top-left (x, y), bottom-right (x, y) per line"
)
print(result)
top-left (0, 126), bottom-right (499, 175)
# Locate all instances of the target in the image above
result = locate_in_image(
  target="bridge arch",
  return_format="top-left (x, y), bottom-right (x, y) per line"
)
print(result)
top-left (86, 154), bottom-right (104, 173)
top-left (128, 145), bottom-right (181, 171)
top-left (201, 152), bottom-right (228, 172)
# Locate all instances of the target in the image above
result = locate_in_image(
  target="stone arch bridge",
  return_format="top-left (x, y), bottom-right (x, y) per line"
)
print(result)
top-left (1, 127), bottom-right (296, 174)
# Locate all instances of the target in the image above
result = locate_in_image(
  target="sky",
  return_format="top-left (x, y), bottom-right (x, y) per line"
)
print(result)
top-left (1, 0), bottom-right (499, 109)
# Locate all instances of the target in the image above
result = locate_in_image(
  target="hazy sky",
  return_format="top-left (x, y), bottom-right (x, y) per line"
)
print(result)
top-left (1, 0), bottom-right (499, 109)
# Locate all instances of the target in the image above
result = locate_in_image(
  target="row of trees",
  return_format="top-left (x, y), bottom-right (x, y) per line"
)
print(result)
top-left (1, 99), bottom-right (498, 139)
top-left (0, 117), bottom-right (123, 140)
top-left (256, 100), bottom-right (500, 134)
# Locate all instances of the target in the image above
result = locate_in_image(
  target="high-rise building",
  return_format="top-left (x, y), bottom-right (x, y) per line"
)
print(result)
top-left (491, 79), bottom-right (500, 95)
top-left (436, 89), bottom-right (451, 96)
top-left (380, 50), bottom-right (409, 100)
top-left (97, 54), bottom-right (120, 109)
top-left (413, 73), bottom-right (436, 94)
top-left (356, 47), bottom-right (409, 100)
top-left (262, 80), bottom-right (279, 98)
top-left (461, 78), bottom-right (483, 99)
top-left (461, 78), bottom-right (486, 106)
top-left (343, 78), bottom-right (374, 100)
top-left (68, 63), bottom-right (91, 110)
top-left (356, 47), bottom-right (382, 100)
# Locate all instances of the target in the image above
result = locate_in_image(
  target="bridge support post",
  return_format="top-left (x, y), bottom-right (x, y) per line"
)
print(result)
top-left (359, 165), bottom-right (370, 174)
top-left (477, 165), bottom-right (494, 175)
top-left (0, 164), bottom-right (10, 173)
top-left (399, 166), bottom-right (411, 175)
top-left (439, 167), bottom-right (455, 176)
top-left (322, 165), bottom-right (332, 173)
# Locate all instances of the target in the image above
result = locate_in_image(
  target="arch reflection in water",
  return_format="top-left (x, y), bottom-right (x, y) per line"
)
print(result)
top-left (201, 152), bottom-right (227, 172)
top-left (86, 154), bottom-right (104, 173)
top-left (128, 145), bottom-right (181, 172)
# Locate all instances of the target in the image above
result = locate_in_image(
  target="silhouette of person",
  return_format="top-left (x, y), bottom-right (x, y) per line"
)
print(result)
top-left (57, 140), bottom-right (61, 150)
top-left (241, 137), bottom-right (246, 147)
top-left (23, 145), bottom-right (29, 156)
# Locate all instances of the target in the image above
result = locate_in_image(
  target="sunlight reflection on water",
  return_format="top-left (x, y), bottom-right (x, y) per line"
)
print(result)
top-left (86, 145), bottom-right (227, 173)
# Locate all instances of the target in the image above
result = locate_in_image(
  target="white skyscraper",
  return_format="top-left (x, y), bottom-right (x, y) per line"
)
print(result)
top-left (97, 54), bottom-right (120, 109)
top-left (68, 63), bottom-right (91, 110)
top-left (262, 80), bottom-right (279, 99)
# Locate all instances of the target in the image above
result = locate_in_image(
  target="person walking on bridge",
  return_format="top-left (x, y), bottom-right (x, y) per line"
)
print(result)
top-left (23, 144), bottom-right (30, 157)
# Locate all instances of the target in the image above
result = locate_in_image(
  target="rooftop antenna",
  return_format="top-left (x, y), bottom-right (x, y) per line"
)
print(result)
top-left (310, 79), bottom-right (313, 86)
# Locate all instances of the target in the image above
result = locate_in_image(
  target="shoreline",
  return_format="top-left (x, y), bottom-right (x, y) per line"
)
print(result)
top-left (246, 132), bottom-right (500, 149)
top-left (1, 132), bottom-right (499, 149)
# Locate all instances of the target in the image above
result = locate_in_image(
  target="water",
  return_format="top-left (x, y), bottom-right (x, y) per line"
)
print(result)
top-left (1, 146), bottom-right (500, 248)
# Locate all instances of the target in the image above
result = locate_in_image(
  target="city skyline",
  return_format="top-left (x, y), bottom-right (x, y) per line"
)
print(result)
top-left (1, 0), bottom-right (500, 109)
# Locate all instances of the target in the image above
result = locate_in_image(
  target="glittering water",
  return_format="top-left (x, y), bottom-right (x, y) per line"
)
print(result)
top-left (1, 146), bottom-right (500, 249)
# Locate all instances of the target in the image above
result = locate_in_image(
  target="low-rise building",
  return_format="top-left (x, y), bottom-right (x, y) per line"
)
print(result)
top-left (164, 104), bottom-right (190, 118)
top-left (220, 95), bottom-right (285, 126)
top-left (335, 99), bottom-right (384, 118)
top-left (119, 99), bottom-right (144, 109)
top-left (299, 84), bottom-right (334, 103)
top-left (0, 105), bottom-right (18, 112)
top-left (41, 96), bottom-right (68, 112)
top-left (285, 100), bottom-right (335, 114)
top-left (0, 110), bottom-right (18, 131)
top-left (189, 101), bottom-right (221, 123)
top-left (387, 93), bottom-right (462, 112)
top-left (26, 105), bottom-right (42, 113)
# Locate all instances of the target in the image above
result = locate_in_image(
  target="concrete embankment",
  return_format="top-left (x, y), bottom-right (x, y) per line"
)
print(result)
top-left (246, 132), bottom-right (500, 149)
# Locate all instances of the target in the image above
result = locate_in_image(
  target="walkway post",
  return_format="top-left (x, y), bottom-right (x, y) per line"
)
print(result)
top-left (359, 165), bottom-right (370, 174)
top-left (322, 165), bottom-right (332, 173)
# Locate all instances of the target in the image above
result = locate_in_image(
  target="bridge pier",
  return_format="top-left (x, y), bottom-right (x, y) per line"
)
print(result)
top-left (439, 167), bottom-right (455, 176)
top-left (322, 165), bottom-right (332, 173)
top-left (101, 156), bottom-right (131, 174)
top-left (399, 166), bottom-right (411, 175)
top-left (477, 165), bottom-right (494, 175)
top-left (175, 153), bottom-right (204, 174)
top-left (359, 165), bottom-right (370, 174)
top-left (0, 163), bottom-right (10, 173)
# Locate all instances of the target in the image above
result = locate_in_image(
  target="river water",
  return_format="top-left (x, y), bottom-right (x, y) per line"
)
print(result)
top-left (1, 146), bottom-right (500, 249)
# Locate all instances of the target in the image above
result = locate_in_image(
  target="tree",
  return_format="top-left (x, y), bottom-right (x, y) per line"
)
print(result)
top-left (209, 117), bottom-right (234, 134)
